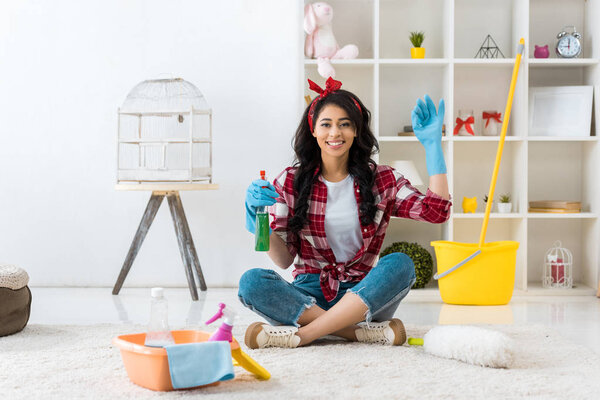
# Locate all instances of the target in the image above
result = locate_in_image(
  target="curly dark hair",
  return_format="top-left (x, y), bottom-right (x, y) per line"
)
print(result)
top-left (288, 89), bottom-right (379, 234)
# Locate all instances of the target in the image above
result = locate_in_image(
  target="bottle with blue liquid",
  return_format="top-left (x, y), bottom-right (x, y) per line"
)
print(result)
top-left (144, 287), bottom-right (175, 347)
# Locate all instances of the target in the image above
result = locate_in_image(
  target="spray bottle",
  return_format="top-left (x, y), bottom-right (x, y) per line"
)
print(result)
top-left (205, 303), bottom-right (236, 342)
top-left (254, 170), bottom-right (270, 252)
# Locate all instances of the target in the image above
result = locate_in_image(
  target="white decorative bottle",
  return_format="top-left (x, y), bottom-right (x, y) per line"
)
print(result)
top-left (482, 110), bottom-right (502, 136)
top-left (144, 287), bottom-right (175, 347)
top-left (454, 109), bottom-right (475, 136)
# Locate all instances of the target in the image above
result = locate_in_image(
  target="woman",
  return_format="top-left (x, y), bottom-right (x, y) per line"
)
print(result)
top-left (239, 77), bottom-right (451, 349)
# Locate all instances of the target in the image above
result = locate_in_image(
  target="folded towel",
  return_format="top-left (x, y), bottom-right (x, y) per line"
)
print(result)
top-left (165, 341), bottom-right (234, 389)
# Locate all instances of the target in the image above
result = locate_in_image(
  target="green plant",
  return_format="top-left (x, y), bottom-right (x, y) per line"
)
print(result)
top-left (380, 241), bottom-right (433, 289)
top-left (499, 193), bottom-right (511, 203)
top-left (409, 31), bottom-right (425, 48)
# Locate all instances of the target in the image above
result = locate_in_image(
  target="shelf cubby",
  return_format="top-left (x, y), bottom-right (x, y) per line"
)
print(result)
top-left (528, 141), bottom-right (598, 213)
top-left (379, 64), bottom-right (448, 137)
top-left (320, 0), bottom-right (375, 59)
top-left (379, 0), bottom-right (449, 59)
top-left (453, 140), bottom-right (525, 213)
top-left (454, 0), bottom-right (526, 59)
top-left (527, 218), bottom-right (599, 292)
top-left (529, 0), bottom-right (595, 59)
top-left (454, 65), bottom-right (520, 137)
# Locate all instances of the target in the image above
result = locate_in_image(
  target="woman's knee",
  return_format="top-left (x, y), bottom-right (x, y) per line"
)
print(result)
top-left (238, 268), bottom-right (274, 301)
top-left (379, 252), bottom-right (416, 283)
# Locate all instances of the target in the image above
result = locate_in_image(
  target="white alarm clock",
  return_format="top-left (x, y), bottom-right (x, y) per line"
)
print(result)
top-left (556, 25), bottom-right (582, 58)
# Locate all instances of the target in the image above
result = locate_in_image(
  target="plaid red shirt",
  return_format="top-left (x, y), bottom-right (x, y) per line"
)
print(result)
top-left (270, 164), bottom-right (452, 302)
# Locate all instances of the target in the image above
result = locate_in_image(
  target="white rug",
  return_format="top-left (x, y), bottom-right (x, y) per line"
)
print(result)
top-left (1, 323), bottom-right (600, 399)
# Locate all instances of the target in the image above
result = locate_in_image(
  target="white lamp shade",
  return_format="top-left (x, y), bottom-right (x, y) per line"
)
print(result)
top-left (391, 160), bottom-right (424, 186)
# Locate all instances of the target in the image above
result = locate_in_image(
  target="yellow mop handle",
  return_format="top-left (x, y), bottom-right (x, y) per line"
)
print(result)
top-left (478, 38), bottom-right (524, 248)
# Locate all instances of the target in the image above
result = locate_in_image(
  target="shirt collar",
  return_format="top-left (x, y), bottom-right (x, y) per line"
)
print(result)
top-left (314, 164), bottom-right (358, 186)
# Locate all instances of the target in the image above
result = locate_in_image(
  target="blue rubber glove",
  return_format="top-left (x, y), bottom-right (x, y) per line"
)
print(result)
top-left (245, 179), bottom-right (279, 234)
top-left (411, 94), bottom-right (447, 176)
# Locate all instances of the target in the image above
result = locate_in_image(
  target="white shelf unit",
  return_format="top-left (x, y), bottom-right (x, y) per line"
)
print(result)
top-left (302, 0), bottom-right (600, 294)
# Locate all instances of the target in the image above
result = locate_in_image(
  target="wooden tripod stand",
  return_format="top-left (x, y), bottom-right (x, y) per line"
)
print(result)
top-left (112, 184), bottom-right (218, 300)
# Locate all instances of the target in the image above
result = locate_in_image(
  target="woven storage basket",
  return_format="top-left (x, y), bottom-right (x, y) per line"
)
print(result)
top-left (0, 265), bottom-right (32, 337)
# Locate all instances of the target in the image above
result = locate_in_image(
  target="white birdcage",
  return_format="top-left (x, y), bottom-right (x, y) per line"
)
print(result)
top-left (117, 78), bottom-right (212, 183)
top-left (542, 240), bottom-right (573, 289)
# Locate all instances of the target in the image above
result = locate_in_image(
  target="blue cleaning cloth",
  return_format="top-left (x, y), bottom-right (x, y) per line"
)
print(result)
top-left (165, 341), bottom-right (234, 389)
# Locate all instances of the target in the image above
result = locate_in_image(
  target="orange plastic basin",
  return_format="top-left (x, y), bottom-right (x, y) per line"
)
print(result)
top-left (112, 330), bottom-right (240, 391)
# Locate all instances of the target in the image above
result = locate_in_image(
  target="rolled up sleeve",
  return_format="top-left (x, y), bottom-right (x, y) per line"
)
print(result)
top-left (390, 170), bottom-right (452, 223)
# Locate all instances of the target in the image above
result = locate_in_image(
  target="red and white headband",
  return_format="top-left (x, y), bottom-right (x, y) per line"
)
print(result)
top-left (307, 77), bottom-right (362, 132)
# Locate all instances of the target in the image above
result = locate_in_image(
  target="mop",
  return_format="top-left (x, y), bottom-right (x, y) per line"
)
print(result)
top-left (404, 39), bottom-right (525, 368)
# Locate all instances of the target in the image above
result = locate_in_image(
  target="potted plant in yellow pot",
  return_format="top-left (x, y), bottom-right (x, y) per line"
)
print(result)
top-left (409, 31), bottom-right (425, 58)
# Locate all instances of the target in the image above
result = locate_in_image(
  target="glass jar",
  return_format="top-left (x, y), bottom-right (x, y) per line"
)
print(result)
top-left (482, 110), bottom-right (502, 136)
top-left (455, 109), bottom-right (475, 136)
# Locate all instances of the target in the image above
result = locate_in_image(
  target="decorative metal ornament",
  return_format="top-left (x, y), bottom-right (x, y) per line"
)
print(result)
top-left (542, 240), bottom-right (573, 289)
top-left (475, 35), bottom-right (505, 59)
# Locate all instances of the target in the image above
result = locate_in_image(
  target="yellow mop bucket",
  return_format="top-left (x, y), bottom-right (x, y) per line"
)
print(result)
top-left (432, 39), bottom-right (525, 305)
top-left (431, 241), bottom-right (519, 305)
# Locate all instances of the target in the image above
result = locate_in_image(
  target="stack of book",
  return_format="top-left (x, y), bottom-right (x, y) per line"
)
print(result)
top-left (528, 200), bottom-right (581, 213)
top-left (398, 125), bottom-right (446, 136)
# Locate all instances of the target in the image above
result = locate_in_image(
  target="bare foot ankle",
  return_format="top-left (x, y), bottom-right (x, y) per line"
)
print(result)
top-left (296, 328), bottom-right (315, 347)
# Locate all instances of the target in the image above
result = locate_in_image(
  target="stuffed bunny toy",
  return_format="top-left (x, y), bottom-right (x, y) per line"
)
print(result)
top-left (304, 2), bottom-right (359, 78)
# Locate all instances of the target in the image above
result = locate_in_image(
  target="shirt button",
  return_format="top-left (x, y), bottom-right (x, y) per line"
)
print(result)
top-left (333, 263), bottom-right (336, 266)
top-left (364, 228), bottom-right (367, 232)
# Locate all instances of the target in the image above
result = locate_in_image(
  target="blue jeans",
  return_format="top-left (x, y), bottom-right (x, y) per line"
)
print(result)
top-left (238, 252), bottom-right (416, 327)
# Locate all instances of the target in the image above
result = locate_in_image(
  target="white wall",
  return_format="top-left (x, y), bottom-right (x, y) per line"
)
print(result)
top-left (0, 0), bottom-right (301, 287)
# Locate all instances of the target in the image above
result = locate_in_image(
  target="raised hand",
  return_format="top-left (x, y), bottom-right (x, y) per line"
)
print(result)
top-left (411, 94), bottom-right (447, 176)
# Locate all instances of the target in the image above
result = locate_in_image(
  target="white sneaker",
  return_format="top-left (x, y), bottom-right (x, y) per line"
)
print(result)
top-left (355, 318), bottom-right (406, 346)
top-left (245, 322), bottom-right (301, 349)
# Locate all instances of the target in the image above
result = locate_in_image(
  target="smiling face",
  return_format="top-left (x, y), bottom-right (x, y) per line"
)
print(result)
top-left (312, 104), bottom-right (356, 163)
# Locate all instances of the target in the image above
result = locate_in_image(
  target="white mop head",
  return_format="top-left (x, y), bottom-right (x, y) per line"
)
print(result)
top-left (423, 325), bottom-right (514, 368)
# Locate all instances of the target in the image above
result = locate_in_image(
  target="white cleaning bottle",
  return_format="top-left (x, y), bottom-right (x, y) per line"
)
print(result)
top-left (144, 287), bottom-right (175, 348)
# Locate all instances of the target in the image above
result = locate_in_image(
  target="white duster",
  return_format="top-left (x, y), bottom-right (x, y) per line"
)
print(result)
top-left (422, 325), bottom-right (514, 368)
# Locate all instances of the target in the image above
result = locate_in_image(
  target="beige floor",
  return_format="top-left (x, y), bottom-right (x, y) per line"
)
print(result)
top-left (28, 287), bottom-right (600, 355)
